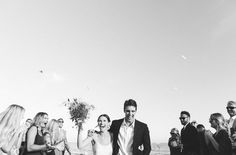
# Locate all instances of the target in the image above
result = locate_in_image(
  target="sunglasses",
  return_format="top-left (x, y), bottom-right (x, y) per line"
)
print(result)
top-left (179, 117), bottom-right (188, 120)
top-left (226, 107), bottom-right (236, 110)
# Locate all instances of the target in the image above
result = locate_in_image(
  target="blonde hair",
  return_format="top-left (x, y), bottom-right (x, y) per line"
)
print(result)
top-left (210, 113), bottom-right (227, 130)
top-left (45, 119), bottom-right (59, 144)
top-left (33, 112), bottom-right (48, 127)
top-left (0, 104), bottom-right (25, 147)
top-left (46, 119), bottom-right (58, 133)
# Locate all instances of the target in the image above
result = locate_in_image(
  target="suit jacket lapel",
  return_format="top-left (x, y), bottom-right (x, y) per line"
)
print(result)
top-left (114, 119), bottom-right (124, 140)
top-left (232, 118), bottom-right (236, 129)
top-left (133, 120), bottom-right (138, 147)
top-left (117, 119), bottom-right (123, 132)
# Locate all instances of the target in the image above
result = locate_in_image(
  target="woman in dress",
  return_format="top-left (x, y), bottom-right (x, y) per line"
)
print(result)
top-left (44, 119), bottom-right (65, 155)
top-left (24, 112), bottom-right (54, 155)
top-left (208, 113), bottom-right (232, 155)
top-left (168, 128), bottom-right (182, 155)
top-left (197, 124), bottom-right (220, 155)
top-left (77, 114), bottom-right (113, 155)
top-left (0, 104), bottom-right (26, 155)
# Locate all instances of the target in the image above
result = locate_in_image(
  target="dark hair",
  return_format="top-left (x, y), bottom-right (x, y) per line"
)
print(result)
top-left (124, 99), bottom-right (137, 111)
top-left (196, 124), bottom-right (205, 129)
top-left (97, 114), bottom-right (111, 122)
top-left (180, 111), bottom-right (190, 117)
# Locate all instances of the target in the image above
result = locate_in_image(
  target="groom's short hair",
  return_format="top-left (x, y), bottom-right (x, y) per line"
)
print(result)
top-left (180, 111), bottom-right (190, 117)
top-left (124, 99), bottom-right (137, 111)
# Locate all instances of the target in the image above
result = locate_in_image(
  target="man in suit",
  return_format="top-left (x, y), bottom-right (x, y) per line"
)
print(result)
top-left (109, 99), bottom-right (151, 155)
top-left (226, 100), bottom-right (236, 155)
top-left (179, 111), bottom-right (200, 155)
top-left (57, 118), bottom-right (71, 155)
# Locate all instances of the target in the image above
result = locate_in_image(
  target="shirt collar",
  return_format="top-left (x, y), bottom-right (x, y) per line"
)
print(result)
top-left (122, 118), bottom-right (135, 128)
top-left (230, 115), bottom-right (236, 120)
top-left (183, 122), bottom-right (189, 129)
top-left (229, 115), bottom-right (236, 121)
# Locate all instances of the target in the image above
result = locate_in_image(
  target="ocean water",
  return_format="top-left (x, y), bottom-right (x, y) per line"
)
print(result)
top-left (67, 142), bottom-right (170, 155)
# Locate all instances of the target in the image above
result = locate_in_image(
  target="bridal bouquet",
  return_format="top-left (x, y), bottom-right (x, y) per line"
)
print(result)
top-left (64, 98), bottom-right (95, 127)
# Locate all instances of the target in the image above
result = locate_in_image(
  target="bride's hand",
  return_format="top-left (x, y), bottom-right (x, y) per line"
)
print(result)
top-left (76, 119), bottom-right (84, 129)
top-left (76, 119), bottom-right (83, 124)
top-left (87, 129), bottom-right (95, 137)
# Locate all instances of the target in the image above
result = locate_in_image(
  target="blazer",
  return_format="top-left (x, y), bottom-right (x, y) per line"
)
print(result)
top-left (227, 117), bottom-right (236, 153)
top-left (109, 119), bottom-right (151, 155)
top-left (181, 123), bottom-right (200, 155)
top-left (227, 117), bottom-right (236, 134)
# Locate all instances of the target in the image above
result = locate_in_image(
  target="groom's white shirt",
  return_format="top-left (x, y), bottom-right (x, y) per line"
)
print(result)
top-left (117, 119), bottom-right (135, 155)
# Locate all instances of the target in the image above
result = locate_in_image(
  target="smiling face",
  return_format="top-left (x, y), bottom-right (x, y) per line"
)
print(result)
top-left (58, 119), bottom-right (64, 128)
top-left (227, 102), bottom-right (236, 117)
top-left (124, 105), bottom-right (137, 123)
top-left (41, 114), bottom-right (49, 128)
top-left (97, 116), bottom-right (110, 132)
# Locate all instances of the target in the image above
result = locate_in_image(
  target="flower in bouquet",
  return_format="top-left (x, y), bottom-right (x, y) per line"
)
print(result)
top-left (64, 98), bottom-right (95, 127)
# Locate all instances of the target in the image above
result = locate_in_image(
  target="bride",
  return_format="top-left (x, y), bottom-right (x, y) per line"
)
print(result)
top-left (77, 114), bottom-right (113, 155)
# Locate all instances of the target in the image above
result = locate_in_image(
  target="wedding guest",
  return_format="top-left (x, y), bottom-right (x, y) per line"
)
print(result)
top-left (196, 124), bottom-right (205, 132)
top-left (190, 120), bottom-right (198, 128)
top-left (197, 124), bottom-right (219, 155)
top-left (19, 119), bottom-right (33, 155)
top-left (0, 104), bottom-right (26, 155)
top-left (56, 118), bottom-right (71, 155)
top-left (109, 99), bottom-right (151, 155)
top-left (45, 119), bottom-right (65, 155)
top-left (26, 119), bottom-right (33, 128)
top-left (77, 114), bottom-right (113, 155)
top-left (226, 100), bottom-right (236, 155)
top-left (197, 124), bottom-right (207, 155)
top-left (209, 113), bottom-right (232, 155)
top-left (179, 111), bottom-right (200, 155)
top-left (24, 112), bottom-right (54, 155)
top-left (168, 128), bottom-right (182, 155)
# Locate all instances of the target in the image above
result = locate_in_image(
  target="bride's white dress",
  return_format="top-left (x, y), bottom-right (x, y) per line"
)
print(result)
top-left (94, 140), bottom-right (112, 155)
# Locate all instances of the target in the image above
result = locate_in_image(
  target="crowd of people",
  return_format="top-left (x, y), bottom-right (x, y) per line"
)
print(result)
top-left (168, 100), bottom-right (236, 155)
top-left (0, 105), bottom-right (72, 155)
top-left (0, 99), bottom-right (151, 155)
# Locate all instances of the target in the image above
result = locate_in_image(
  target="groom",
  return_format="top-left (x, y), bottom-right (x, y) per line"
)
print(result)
top-left (110, 99), bottom-right (151, 155)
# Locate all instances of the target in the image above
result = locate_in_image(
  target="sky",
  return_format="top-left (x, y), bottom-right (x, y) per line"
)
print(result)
top-left (1, 0), bottom-right (236, 144)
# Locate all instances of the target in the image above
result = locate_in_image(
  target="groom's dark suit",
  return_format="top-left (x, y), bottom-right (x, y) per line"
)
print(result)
top-left (110, 119), bottom-right (151, 155)
top-left (181, 123), bottom-right (200, 155)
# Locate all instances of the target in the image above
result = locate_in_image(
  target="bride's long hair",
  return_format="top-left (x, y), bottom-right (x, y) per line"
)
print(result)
top-left (0, 104), bottom-right (25, 147)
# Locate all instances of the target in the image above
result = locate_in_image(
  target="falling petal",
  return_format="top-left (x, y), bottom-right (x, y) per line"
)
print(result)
top-left (181, 55), bottom-right (187, 60)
